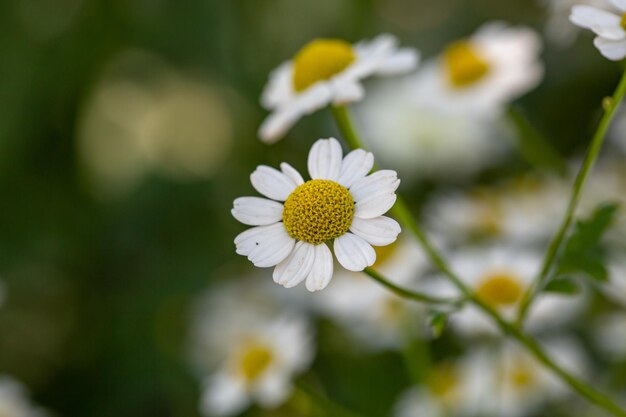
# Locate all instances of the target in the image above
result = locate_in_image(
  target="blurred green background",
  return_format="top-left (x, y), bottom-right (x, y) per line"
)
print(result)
top-left (0, 0), bottom-right (622, 416)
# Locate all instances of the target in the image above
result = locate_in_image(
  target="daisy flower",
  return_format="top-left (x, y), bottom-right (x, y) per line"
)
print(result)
top-left (232, 137), bottom-right (401, 292)
top-left (314, 237), bottom-right (428, 350)
top-left (0, 376), bottom-right (48, 417)
top-left (412, 22), bottom-right (543, 118)
top-left (258, 35), bottom-right (419, 143)
top-left (425, 246), bottom-right (585, 337)
top-left (570, 0), bottom-right (626, 60)
top-left (189, 282), bottom-right (314, 417)
top-left (542, 0), bottom-right (608, 46)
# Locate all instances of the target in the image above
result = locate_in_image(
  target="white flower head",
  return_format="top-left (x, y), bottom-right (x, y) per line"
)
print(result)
top-left (412, 22), bottom-right (543, 118)
top-left (543, 0), bottom-right (609, 47)
top-left (190, 283), bottom-right (314, 417)
top-left (570, 0), bottom-right (626, 60)
top-left (425, 246), bottom-right (584, 337)
top-left (259, 35), bottom-right (419, 143)
top-left (0, 376), bottom-right (48, 417)
top-left (232, 138), bottom-right (401, 292)
top-left (314, 237), bottom-right (428, 350)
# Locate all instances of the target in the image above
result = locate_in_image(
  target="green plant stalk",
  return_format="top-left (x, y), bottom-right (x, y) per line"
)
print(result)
top-left (363, 267), bottom-right (461, 305)
top-left (516, 70), bottom-right (626, 325)
top-left (330, 104), bottom-right (626, 417)
top-left (292, 383), bottom-right (367, 417)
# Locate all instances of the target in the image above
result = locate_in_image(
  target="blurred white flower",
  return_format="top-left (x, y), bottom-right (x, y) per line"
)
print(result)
top-left (259, 35), bottom-right (418, 143)
top-left (412, 22), bottom-right (543, 118)
top-left (232, 138), bottom-right (401, 291)
top-left (570, 0), bottom-right (626, 60)
top-left (0, 376), bottom-right (48, 417)
top-left (426, 246), bottom-right (584, 337)
top-left (425, 175), bottom-right (570, 247)
top-left (189, 281), bottom-right (315, 417)
top-left (77, 50), bottom-right (234, 198)
top-left (609, 109), bottom-right (626, 154)
top-left (394, 339), bottom-right (586, 417)
top-left (593, 311), bottom-right (626, 359)
top-left (542, 0), bottom-right (608, 46)
top-left (354, 78), bottom-right (511, 184)
top-left (601, 259), bottom-right (626, 307)
top-left (314, 237), bottom-right (428, 350)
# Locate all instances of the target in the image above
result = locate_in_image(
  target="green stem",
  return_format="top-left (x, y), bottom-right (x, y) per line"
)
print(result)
top-left (516, 70), bottom-right (626, 325)
top-left (330, 103), bottom-right (626, 417)
top-left (363, 267), bottom-right (462, 305)
top-left (292, 383), bottom-right (366, 417)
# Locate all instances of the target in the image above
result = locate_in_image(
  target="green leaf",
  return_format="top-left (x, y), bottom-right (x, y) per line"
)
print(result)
top-left (429, 312), bottom-right (449, 338)
top-left (554, 202), bottom-right (619, 283)
top-left (544, 278), bottom-right (581, 295)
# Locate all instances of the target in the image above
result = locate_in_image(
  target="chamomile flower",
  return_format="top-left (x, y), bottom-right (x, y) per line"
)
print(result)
top-left (232, 138), bottom-right (401, 292)
top-left (542, 0), bottom-right (608, 46)
top-left (189, 282), bottom-right (314, 417)
top-left (0, 376), bottom-right (48, 417)
top-left (570, 0), bottom-right (626, 60)
top-left (258, 35), bottom-right (419, 143)
top-left (425, 247), bottom-right (584, 337)
top-left (314, 237), bottom-right (428, 350)
top-left (412, 22), bottom-right (543, 118)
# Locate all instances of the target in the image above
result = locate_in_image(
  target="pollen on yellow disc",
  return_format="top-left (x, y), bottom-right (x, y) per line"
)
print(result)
top-left (475, 271), bottom-right (523, 307)
top-left (282, 179), bottom-right (354, 244)
top-left (443, 40), bottom-right (490, 88)
top-left (238, 343), bottom-right (274, 382)
top-left (292, 39), bottom-right (356, 92)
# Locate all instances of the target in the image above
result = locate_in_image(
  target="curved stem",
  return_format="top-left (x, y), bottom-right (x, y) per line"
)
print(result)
top-left (363, 267), bottom-right (462, 305)
top-left (516, 70), bottom-right (626, 325)
top-left (330, 103), bottom-right (626, 417)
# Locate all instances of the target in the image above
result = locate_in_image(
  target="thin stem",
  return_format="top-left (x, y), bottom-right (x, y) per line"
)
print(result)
top-left (516, 70), bottom-right (626, 325)
top-left (363, 267), bottom-right (462, 305)
top-left (330, 103), bottom-right (626, 417)
top-left (292, 383), bottom-right (367, 417)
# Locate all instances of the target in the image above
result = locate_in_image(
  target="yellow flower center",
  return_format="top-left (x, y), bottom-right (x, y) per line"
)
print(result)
top-left (443, 40), bottom-right (490, 88)
top-left (469, 189), bottom-right (503, 238)
top-left (510, 362), bottom-right (535, 388)
top-left (283, 179), bottom-right (354, 244)
top-left (428, 363), bottom-right (459, 402)
top-left (292, 39), bottom-right (356, 92)
top-left (237, 343), bottom-right (274, 383)
top-left (475, 271), bottom-right (523, 307)
top-left (621, 13), bottom-right (626, 30)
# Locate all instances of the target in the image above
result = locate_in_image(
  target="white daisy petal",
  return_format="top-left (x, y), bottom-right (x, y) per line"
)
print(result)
top-left (280, 162), bottom-right (305, 186)
top-left (334, 232), bottom-right (376, 271)
top-left (235, 223), bottom-right (295, 267)
top-left (201, 373), bottom-right (249, 417)
top-left (273, 241), bottom-right (316, 288)
top-left (570, 6), bottom-right (624, 40)
top-left (307, 138), bottom-right (343, 180)
top-left (593, 36), bottom-right (626, 60)
top-left (260, 62), bottom-right (294, 110)
top-left (349, 216), bottom-right (401, 246)
top-left (331, 79), bottom-right (365, 104)
top-left (232, 197), bottom-right (284, 226)
top-left (351, 170), bottom-right (400, 219)
top-left (337, 149), bottom-right (374, 188)
top-left (376, 48), bottom-right (420, 75)
top-left (258, 108), bottom-right (304, 144)
top-left (611, 0), bottom-right (626, 13)
top-left (305, 243), bottom-right (334, 292)
top-left (253, 373), bottom-right (292, 408)
top-left (250, 166), bottom-right (298, 201)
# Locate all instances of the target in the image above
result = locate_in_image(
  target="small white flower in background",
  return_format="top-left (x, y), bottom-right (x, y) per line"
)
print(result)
top-left (425, 246), bottom-right (584, 337)
top-left (600, 259), bottom-right (626, 307)
top-left (411, 22), bottom-right (543, 118)
top-left (593, 312), bottom-right (626, 359)
top-left (542, 0), bottom-right (608, 46)
top-left (232, 138), bottom-right (401, 291)
top-left (424, 175), bottom-right (570, 247)
top-left (353, 78), bottom-right (511, 184)
top-left (0, 376), bottom-right (48, 417)
top-left (258, 35), bottom-right (419, 143)
top-left (314, 237), bottom-right (428, 350)
top-left (570, 0), bottom-right (626, 60)
top-left (189, 282), bottom-right (314, 417)
top-left (394, 339), bottom-right (586, 417)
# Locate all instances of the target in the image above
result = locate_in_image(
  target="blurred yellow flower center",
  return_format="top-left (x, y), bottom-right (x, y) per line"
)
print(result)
top-left (238, 343), bottom-right (274, 382)
top-left (444, 41), bottom-right (490, 88)
top-left (510, 362), bottom-right (535, 388)
top-left (475, 271), bottom-right (523, 307)
top-left (283, 179), bottom-right (354, 244)
top-left (292, 39), bottom-right (356, 92)
top-left (621, 13), bottom-right (626, 30)
top-left (428, 363), bottom-right (459, 401)
top-left (379, 297), bottom-right (407, 323)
